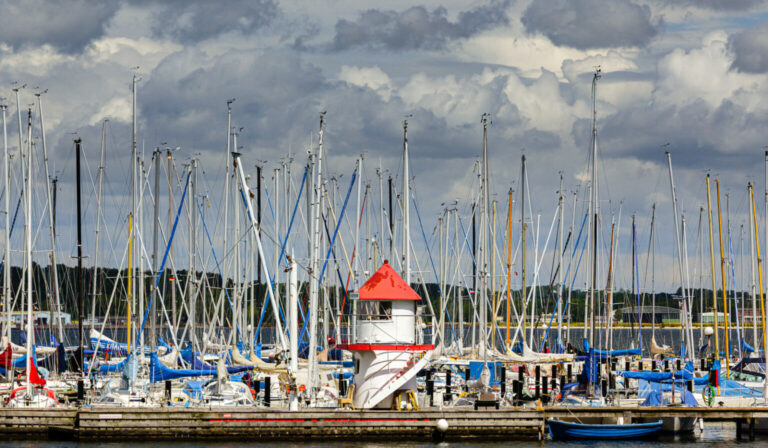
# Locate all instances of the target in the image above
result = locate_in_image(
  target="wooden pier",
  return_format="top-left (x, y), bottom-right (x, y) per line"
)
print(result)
top-left (0, 406), bottom-right (766, 441)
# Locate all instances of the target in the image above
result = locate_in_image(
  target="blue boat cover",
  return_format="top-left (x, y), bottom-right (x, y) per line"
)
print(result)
top-left (150, 352), bottom-right (216, 382)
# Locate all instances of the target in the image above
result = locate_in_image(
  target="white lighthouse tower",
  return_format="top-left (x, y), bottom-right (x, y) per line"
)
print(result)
top-left (338, 260), bottom-right (433, 409)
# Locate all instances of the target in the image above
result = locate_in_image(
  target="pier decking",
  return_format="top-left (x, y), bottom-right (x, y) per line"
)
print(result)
top-left (1, 406), bottom-right (766, 441)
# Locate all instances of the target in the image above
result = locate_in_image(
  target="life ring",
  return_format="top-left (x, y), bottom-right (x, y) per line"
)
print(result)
top-left (702, 385), bottom-right (715, 407)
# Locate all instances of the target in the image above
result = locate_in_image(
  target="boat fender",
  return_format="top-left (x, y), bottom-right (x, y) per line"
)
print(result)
top-left (436, 419), bottom-right (449, 432)
top-left (702, 385), bottom-right (715, 407)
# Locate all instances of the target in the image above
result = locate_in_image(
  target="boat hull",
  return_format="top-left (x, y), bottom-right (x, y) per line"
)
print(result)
top-left (548, 419), bottom-right (663, 440)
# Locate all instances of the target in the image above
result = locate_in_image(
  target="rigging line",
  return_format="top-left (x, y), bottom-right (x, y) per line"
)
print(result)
top-left (195, 193), bottom-right (242, 341)
top-left (412, 194), bottom-right (459, 347)
top-left (133, 170), bottom-right (190, 351)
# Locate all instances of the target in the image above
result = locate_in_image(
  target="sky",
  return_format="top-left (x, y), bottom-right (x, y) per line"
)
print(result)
top-left (3, 0), bottom-right (768, 294)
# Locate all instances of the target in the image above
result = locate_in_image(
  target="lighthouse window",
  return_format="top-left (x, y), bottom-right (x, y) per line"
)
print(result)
top-left (378, 301), bottom-right (392, 319)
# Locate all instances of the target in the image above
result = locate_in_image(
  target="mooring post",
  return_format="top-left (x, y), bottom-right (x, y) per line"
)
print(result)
top-left (535, 365), bottom-right (541, 399)
top-left (445, 369), bottom-right (452, 402)
top-left (165, 380), bottom-right (172, 404)
top-left (264, 376), bottom-right (271, 407)
top-left (77, 380), bottom-right (84, 403)
top-left (500, 367), bottom-right (506, 396)
top-left (567, 363), bottom-right (572, 382)
top-left (542, 376), bottom-right (549, 404)
top-left (426, 371), bottom-right (434, 408)
top-left (737, 419), bottom-right (743, 440)
top-left (464, 368), bottom-right (471, 392)
top-left (749, 418), bottom-right (755, 441)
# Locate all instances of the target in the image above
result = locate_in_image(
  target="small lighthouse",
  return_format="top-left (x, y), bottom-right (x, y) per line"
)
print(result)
top-left (339, 260), bottom-right (433, 409)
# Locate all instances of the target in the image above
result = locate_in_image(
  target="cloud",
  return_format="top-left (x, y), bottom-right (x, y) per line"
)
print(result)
top-left (331, 1), bottom-right (510, 51)
top-left (521, 0), bottom-right (659, 49)
top-left (0, 0), bottom-right (120, 53)
top-left (729, 21), bottom-right (768, 73)
top-left (662, 0), bottom-right (765, 11)
top-left (148, 0), bottom-right (279, 43)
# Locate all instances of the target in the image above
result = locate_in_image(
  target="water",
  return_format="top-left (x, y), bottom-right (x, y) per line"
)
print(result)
top-left (0, 423), bottom-right (762, 448)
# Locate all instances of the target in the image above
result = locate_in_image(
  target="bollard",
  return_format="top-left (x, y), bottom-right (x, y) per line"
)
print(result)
top-left (264, 376), bottom-right (271, 407)
top-left (551, 378), bottom-right (557, 402)
top-left (445, 370), bottom-right (452, 402)
top-left (426, 378), bottom-right (434, 407)
top-left (77, 380), bottom-right (84, 403)
top-left (512, 380), bottom-right (521, 406)
top-left (535, 366), bottom-right (541, 399)
top-left (165, 380), bottom-right (172, 403)
top-left (465, 368), bottom-right (471, 392)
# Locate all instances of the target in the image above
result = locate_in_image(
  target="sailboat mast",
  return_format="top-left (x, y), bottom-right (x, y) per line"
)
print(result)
top-left (715, 179), bottom-right (730, 378)
top-left (479, 114), bottom-right (489, 360)
top-left (308, 112), bottom-right (325, 398)
top-left (24, 109), bottom-right (33, 395)
top-left (1, 103), bottom-right (9, 344)
top-left (589, 68), bottom-right (600, 352)
top-left (129, 74), bottom-right (138, 353)
top-left (75, 138), bottom-right (85, 371)
top-left (402, 120), bottom-right (410, 285)
top-left (557, 175), bottom-right (564, 350)
top-left (666, 152), bottom-right (690, 360)
top-left (36, 94), bottom-right (64, 343)
top-left (748, 184), bottom-right (767, 396)
top-left (506, 188), bottom-right (513, 347)
top-left (150, 148), bottom-right (161, 351)
top-left (91, 120), bottom-right (107, 332)
top-left (705, 175), bottom-right (720, 364)
top-left (521, 155), bottom-right (527, 344)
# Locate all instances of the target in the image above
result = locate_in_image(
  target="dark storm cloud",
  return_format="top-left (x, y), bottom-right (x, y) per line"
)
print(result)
top-left (729, 21), bottom-right (768, 73)
top-left (331, 1), bottom-right (510, 51)
top-left (521, 0), bottom-right (659, 49)
top-left (148, 0), bottom-right (279, 43)
top-left (573, 99), bottom-right (768, 172)
top-left (0, 0), bottom-right (120, 53)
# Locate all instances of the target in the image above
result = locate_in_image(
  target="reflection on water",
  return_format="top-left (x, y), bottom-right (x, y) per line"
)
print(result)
top-left (0, 423), bottom-right (761, 448)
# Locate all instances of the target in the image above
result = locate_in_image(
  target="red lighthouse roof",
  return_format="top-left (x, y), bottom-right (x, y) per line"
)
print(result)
top-left (358, 260), bottom-right (421, 301)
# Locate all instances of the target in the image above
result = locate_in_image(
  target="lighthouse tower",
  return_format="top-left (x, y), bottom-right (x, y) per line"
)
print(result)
top-left (338, 260), bottom-right (433, 409)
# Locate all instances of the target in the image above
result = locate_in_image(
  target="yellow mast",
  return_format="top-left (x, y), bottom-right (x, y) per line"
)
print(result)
top-left (127, 213), bottom-right (133, 352)
top-left (506, 189), bottom-right (513, 347)
top-left (705, 175), bottom-right (719, 365)
top-left (716, 179), bottom-right (730, 379)
top-left (749, 184), bottom-right (767, 356)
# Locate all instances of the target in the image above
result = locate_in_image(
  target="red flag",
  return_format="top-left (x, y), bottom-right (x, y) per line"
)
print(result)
top-left (0, 344), bottom-right (12, 369)
top-left (28, 358), bottom-right (45, 386)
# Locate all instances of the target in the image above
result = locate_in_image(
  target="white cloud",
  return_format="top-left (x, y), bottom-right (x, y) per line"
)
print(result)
top-left (338, 65), bottom-right (393, 100)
